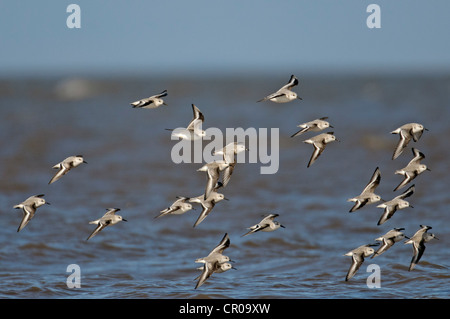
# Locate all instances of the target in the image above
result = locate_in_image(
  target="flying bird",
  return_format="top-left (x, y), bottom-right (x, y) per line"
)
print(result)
top-left (291, 117), bottom-right (333, 138)
top-left (405, 225), bottom-right (438, 271)
top-left (167, 104), bottom-right (206, 140)
top-left (348, 167), bottom-right (382, 213)
top-left (371, 228), bottom-right (407, 258)
top-left (189, 183), bottom-right (228, 227)
top-left (257, 75), bottom-right (302, 103)
top-left (376, 184), bottom-right (414, 225)
top-left (131, 90), bottom-right (168, 109)
top-left (303, 132), bottom-right (338, 167)
top-left (49, 155), bottom-right (87, 184)
top-left (391, 122), bottom-right (428, 160)
top-left (344, 243), bottom-right (378, 281)
top-left (13, 194), bottom-right (50, 232)
top-left (241, 213), bottom-right (285, 237)
top-left (197, 161), bottom-right (229, 200)
top-left (194, 233), bottom-right (234, 289)
top-left (87, 208), bottom-right (127, 241)
top-left (213, 142), bottom-right (248, 187)
top-left (155, 196), bottom-right (194, 219)
top-left (394, 148), bottom-right (429, 191)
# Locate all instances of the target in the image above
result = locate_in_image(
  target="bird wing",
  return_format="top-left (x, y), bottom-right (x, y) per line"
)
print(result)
top-left (362, 167), bottom-right (381, 194)
top-left (346, 253), bottom-right (364, 281)
top-left (307, 143), bottom-right (324, 167)
top-left (392, 129), bottom-right (411, 160)
top-left (193, 201), bottom-right (215, 227)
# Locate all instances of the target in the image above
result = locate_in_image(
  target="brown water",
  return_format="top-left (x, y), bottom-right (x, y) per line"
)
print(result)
top-left (0, 74), bottom-right (449, 298)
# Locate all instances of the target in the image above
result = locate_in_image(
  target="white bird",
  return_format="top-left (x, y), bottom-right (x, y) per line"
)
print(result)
top-left (194, 233), bottom-right (233, 289)
top-left (371, 228), bottom-right (407, 258)
top-left (189, 184), bottom-right (228, 228)
top-left (13, 194), bottom-right (50, 232)
top-left (197, 161), bottom-right (230, 200)
top-left (49, 155), bottom-right (87, 184)
top-left (167, 104), bottom-right (206, 140)
top-left (87, 208), bottom-right (127, 241)
top-left (194, 261), bottom-right (235, 289)
top-left (394, 148), bottom-right (430, 191)
top-left (303, 132), bottom-right (338, 167)
top-left (257, 75), bottom-right (302, 103)
top-left (291, 117), bottom-right (333, 138)
top-left (405, 225), bottom-right (438, 271)
top-left (213, 142), bottom-right (248, 187)
top-left (348, 167), bottom-right (382, 213)
top-left (130, 90), bottom-right (168, 109)
top-left (344, 243), bottom-right (378, 281)
top-left (155, 196), bottom-right (194, 219)
top-left (376, 184), bottom-right (414, 225)
top-left (391, 122), bottom-right (428, 160)
top-left (241, 213), bottom-right (285, 237)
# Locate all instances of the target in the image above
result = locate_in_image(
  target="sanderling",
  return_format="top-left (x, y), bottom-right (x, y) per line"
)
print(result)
top-left (344, 243), bottom-right (378, 281)
top-left (197, 161), bottom-right (230, 200)
top-left (391, 123), bottom-right (428, 160)
top-left (371, 228), bottom-right (407, 258)
top-left (194, 262), bottom-right (235, 289)
top-left (303, 132), bottom-right (338, 167)
top-left (49, 155), bottom-right (87, 185)
top-left (405, 225), bottom-right (438, 271)
top-left (194, 233), bottom-right (233, 289)
top-left (155, 196), bottom-right (194, 219)
top-left (213, 142), bottom-right (248, 187)
top-left (189, 184), bottom-right (228, 228)
top-left (130, 89), bottom-right (168, 109)
top-left (241, 213), bottom-right (285, 237)
top-left (166, 104), bottom-right (206, 140)
top-left (87, 208), bottom-right (127, 241)
top-left (257, 75), bottom-right (302, 103)
top-left (290, 117), bottom-right (333, 138)
top-left (376, 184), bottom-right (415, 225)
top-left (394, 148), bottom-right (430, 191)
top-left (13, 194), bottom-right (50, 232)
top-left (348, 167), bottom-right (382, 212)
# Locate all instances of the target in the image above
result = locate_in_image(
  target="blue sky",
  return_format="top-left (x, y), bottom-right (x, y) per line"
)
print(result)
top-left (1, 1), bottom-right (449, 76)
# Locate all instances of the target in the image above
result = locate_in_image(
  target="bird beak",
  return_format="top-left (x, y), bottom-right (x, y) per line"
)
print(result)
top-left (425, 128), bottom-right (429, 131)
top-left (297, 96), bottom-right (303, 100)
top-left (329, 125), bottom-right (334, 128)
top-left (409, 205), bottom-right (414, 208)
top-left (163, 102), bottom-right (168, 106)
top-left (426, 168), bottom-right (431, 171)
top-left (46, 202), bottom-right (51, 205)
top-left (232, 267), bottom-right (237, 270)
top-left (122, 219), bottom-right (128, 222)
top-left (224, 197), bottom-right (230, 201)
top-left (83, 161), bottom-right (88, 164)
top-left (280, 225), bottom-right (286, 228)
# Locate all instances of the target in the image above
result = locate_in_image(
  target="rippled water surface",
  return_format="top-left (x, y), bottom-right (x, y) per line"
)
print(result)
top-left (0, 74), bottom-right (449, 299)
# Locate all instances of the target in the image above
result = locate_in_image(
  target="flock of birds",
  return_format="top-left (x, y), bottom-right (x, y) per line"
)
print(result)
top-left (343, 122), bottom-right (438, 281)
top-left (12, 74), bottom-right (438, 289)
